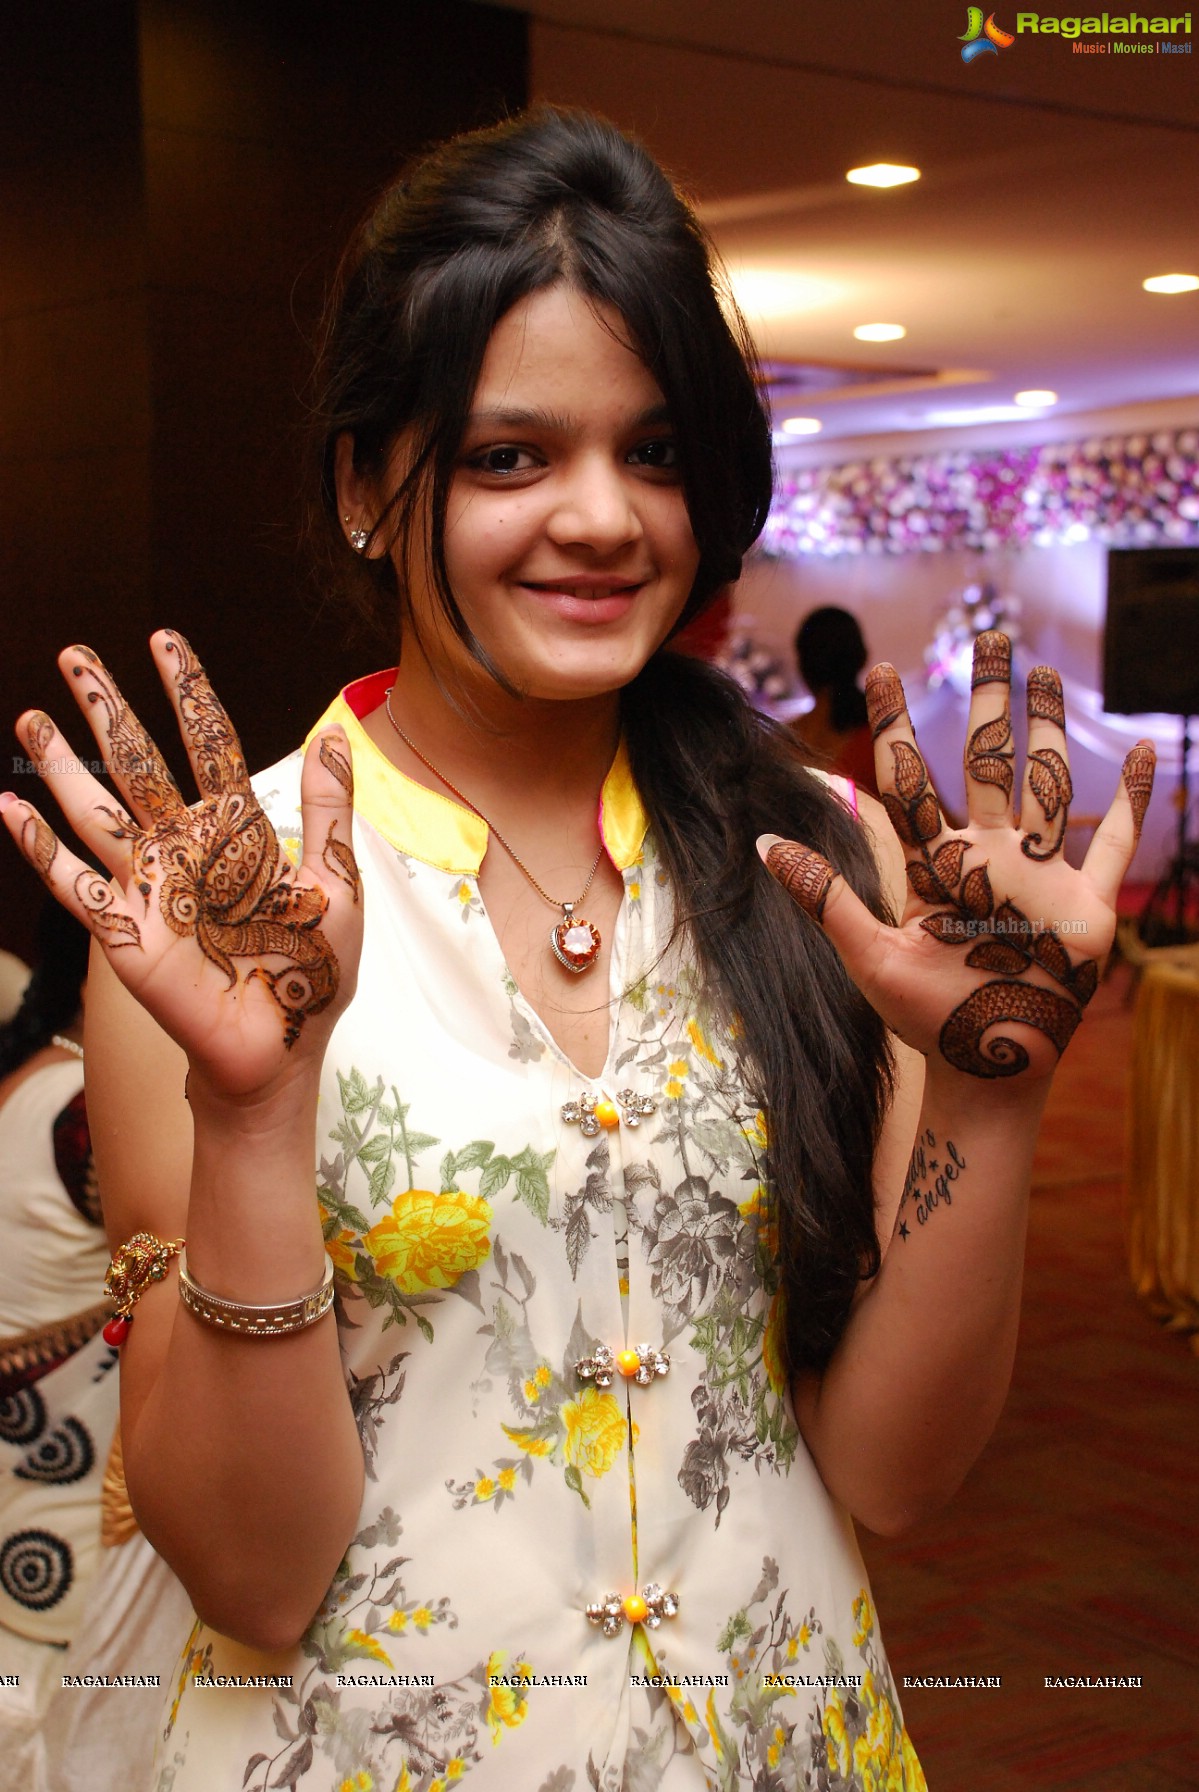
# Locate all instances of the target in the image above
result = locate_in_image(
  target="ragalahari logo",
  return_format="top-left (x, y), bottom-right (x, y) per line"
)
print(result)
top-left (960, 7), bottom-right (1016, 57)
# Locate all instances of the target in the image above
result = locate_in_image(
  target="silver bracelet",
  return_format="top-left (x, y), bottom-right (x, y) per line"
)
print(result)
top-left (177, 1250), bottom-right (335, 1337)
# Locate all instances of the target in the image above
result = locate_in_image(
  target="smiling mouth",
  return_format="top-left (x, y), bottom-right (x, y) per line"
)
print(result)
top-left (522, 581), bottom-right (644, 599)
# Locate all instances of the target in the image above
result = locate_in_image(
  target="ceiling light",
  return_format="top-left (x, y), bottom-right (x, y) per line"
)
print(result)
top-left (1014, 389), bottom-right (1057, 407)
top-left (853, 322), bottom-right (907, 342)
top-left (1142, 273), bottom-right (1199, 294)
top-left (846, 163), bottom-right (921, 188)
top-left (780, 417), bottom-right (822, 435)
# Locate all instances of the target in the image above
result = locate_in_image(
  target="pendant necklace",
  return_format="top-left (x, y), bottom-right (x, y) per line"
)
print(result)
top-left (383, 690), bottom-right (605, 975)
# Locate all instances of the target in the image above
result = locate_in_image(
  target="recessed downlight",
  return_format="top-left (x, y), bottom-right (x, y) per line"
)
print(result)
top-left (1014, 390), bottom-right (1057, 408)
top-left (1142, 273), bottom-right (1199, 294)
top-left (780, 417), bottom-right (823, 435)
top-left (846, 163), bottom-right (921, 188)
top-left (853, 322), bottom-right (907, 342)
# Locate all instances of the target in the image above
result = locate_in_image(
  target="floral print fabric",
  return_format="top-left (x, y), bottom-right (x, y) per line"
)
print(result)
top-left (154, 672), bottom-right (924, 1792)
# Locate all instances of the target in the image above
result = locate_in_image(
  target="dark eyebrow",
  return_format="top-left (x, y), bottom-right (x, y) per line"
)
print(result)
top-left (464, 402), bottom-right (674, 434)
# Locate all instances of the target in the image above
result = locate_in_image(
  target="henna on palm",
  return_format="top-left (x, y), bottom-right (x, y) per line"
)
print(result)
top-left (70, 644), bottom-right (340, 1047)
top-left (140, 791), bottom-right (338, 1047)
top-left (74, 869), bottom-right (141, 949)
top-left (889, 736), bottom-right (1095, 1079)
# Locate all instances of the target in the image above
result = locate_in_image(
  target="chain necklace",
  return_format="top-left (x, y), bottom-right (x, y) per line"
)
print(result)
top-left (383, 689), bottom-right (605, 975)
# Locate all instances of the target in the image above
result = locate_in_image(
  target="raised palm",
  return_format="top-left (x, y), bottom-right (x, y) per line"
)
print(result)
top-left (765, 633), bottom-right (1154, 1084)
top-left (2, 632), bottom-right (362, 1098)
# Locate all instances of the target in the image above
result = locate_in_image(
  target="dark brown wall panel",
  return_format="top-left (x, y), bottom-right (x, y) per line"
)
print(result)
top-left (0, 0), bottom-right (527, 961)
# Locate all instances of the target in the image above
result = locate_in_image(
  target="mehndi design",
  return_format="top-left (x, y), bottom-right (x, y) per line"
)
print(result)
top-left (1021, 668), bottom-right (1072, 862)
top-left (322, 821), bottom-right (360, 903)
top-left (1121, 742), bottom-right (1154, 842)
top-left (764, 841), bottom-right (835, 921)
top-left (970, 630), bottom-right (1010, 688)
top-left (318, 735), bottom-right (353, 796)
top-left (865, 664), bottom-right (906, 739)
top-left (74, 869), bottom-right (142, 948)
top-left (70, 645), bottom-right (183, 822)
top-left (964, 710), bottom-right (1015, 801)
top-left (19, 808), bottom-right (58, 884)
top-left (890, 735), bottom-right (1096, 1078)
top-left (25, 712), bottom-right (55, 761)
top-left (69, 639), bottom-right (340, 1048)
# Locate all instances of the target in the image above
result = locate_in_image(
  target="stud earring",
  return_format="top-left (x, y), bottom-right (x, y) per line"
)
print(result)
top-left (344, 516), bottom-right (369, 554)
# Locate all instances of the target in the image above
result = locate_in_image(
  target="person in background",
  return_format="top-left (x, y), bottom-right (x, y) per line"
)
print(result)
top-left (0, 904), bottom-right (117, 1773)
top-left (792, 605), bottom-right (879, 796)
top-left (0, 949), bottom-right (31, 1026)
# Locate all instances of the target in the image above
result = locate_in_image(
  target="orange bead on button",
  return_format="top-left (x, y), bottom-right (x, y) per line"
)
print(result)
top-left (586, 1584), bottom-right (680, 1637)
top-left (616, 1349), bottom-right (642, 1378)
top-left (594, 1099), bottom-right (620, 1129)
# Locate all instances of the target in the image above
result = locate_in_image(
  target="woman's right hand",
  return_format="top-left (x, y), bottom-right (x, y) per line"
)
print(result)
top-left (0, 631), bottom-right (362, 1102)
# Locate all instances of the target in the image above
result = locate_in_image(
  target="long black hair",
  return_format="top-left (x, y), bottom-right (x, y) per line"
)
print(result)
top-left (796, 606), bottom-right (871, 734)
top-left (0, 902), bottom-right (90, 1082)
top-left (310, 106), bottom-right (891, 1370)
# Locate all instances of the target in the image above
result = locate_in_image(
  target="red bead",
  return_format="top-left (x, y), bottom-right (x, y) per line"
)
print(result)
top-left (103, 1315), bottom-right (131, 1346)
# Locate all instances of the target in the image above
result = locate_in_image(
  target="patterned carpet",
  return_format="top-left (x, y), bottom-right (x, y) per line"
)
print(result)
top-left (860, 967), bottom-right (1199, 1791)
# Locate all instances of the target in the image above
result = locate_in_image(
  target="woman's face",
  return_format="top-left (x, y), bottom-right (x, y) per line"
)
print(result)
top-left (400, 283), bottom-right (701, 704)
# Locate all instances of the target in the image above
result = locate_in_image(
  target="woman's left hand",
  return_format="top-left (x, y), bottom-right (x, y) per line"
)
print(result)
top-left (762, 631), bottom-right (1155, 1088)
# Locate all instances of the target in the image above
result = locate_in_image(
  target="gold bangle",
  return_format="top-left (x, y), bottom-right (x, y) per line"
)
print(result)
top-left (177, 1250), bottom-right (335, 1337)
top-left (103, 1232), bottom-right (186, 1346)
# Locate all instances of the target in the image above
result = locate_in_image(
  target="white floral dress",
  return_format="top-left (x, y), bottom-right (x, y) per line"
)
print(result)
top-left (155, 669), bottom-right (926, 1792)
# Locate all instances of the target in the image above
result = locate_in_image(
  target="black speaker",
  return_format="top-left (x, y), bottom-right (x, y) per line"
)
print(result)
top-left (1104, 547), bottom-right (1199, 716)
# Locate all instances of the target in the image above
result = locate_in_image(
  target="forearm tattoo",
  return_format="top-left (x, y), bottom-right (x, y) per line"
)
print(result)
top-left (889, 737), bottom-right (1096, 1078)
top-left (896, 1129), bottom-right (967, 1240)
top-left (1021, 667), bottom-right (1072, 862)
top-left (69, 637), bottom-right (341, 1047)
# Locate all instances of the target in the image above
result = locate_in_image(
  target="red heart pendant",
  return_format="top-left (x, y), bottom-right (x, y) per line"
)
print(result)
top-left (551, 915), bottom-right (601, 974)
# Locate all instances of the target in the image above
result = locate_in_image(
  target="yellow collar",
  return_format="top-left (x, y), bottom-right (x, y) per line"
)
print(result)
top-left (304, 670), bottom-right (648, 875)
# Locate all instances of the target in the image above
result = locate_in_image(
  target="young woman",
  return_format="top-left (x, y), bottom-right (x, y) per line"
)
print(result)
top-left (1, 108), bottom-right (1152, 1791)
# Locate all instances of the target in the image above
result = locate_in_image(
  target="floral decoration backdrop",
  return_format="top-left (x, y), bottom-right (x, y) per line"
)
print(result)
top-left (765, 429), bottom-right (1199, 559)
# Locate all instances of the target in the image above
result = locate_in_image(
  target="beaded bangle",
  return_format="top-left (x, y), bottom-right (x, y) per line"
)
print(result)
top-left (177, 1251), bottom-right (335, 1338)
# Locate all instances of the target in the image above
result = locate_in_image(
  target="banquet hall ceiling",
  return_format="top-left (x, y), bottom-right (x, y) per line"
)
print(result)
top-left (483, 0), bottom-right (1199, 448)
